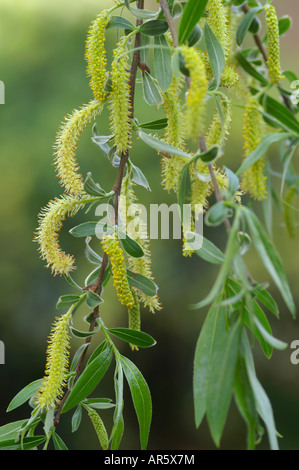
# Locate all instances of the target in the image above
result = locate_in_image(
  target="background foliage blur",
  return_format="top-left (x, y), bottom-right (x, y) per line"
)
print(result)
top-left (1, 0), bottom-right (299, 450)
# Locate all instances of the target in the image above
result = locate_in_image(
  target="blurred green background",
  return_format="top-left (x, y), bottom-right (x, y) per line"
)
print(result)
top-left (1, 0), bottom-right (299, 450)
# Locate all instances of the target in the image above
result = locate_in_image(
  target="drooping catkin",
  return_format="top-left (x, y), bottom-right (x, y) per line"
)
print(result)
top-left (265, 5), bottom-right (284, 84)
top-left (35, 310), bottom-right (72, 411)
top-left (88, 409), bottom-right (109, 450)
top-left (161, 75), bottom-right (187, 192)
top-left (182, 46), bottom-right (208, 142)
top-left (101, 232), bottom-right (135, 308)
top-left (206, 97), bottom-right (232, 154)
top-left (35, 194), bottom-right (86, 276)
top-left (110, 40), bottom-right (132, 153)
top-left (242, 97), bottom-right (267, 201)
top-left (119, 176), bottom-right (161, 313)
top-left (284, 186), bottom-right (297, 239)
top-left (54, 100), bottom-right (103, 197)
top-left (85, 10), bottom-right (110, 101)
top-left (206, 0), bottom-right (231, 59)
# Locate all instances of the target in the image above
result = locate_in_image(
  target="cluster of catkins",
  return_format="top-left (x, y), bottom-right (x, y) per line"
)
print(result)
top-left (34, 1), bottom-right (284, 413)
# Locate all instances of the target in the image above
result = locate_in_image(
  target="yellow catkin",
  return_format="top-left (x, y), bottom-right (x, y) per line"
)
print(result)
top-left (88, 409), bottom-right (109, 450)
top-left (161, 75), bottom-right (187, 192)
top-left (110, 40), bottom-right (132, 153)
top-left (54, 100), bottom-right (103, 197)
top-left (206, 97), bottom-right (232, 154)
top-left (85, 10), bottom-right (110, 101)
top-left (101, 232), bottom-right (135, 308)
top-left (265, 5), bottom-right (284, 84)
top-left (35, 194), bottom-right (86, 276)
top-left (242, 97), bottom-right (267, 201)
top-left (182, 46), bottom-right (208, 142)
top-left (119, 176), bottom-right (161, 313)
top-left (36, 310), bottom-right (72, 411)
top-left (206, 0), bottom-right (231, 59)
top-left (284, 186), bottom-right (297, 239)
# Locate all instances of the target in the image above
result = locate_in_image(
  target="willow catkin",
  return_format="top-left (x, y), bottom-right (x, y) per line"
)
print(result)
top-left (85, 10), bottom-right (110, 101)
top-left (242, 97), bottom-right (267, 201)
top-left (35, 310), bottom-right (72, 411)
top-left (101, 232), bottom-right (135, 308)
top-left (206, 0), bottom-right (231, 59)
top-left (265, 5), bottom-right (284, 84)
top-left (54, 100), bottom-right (103, 197)
top-left (110, 40), bottom-right (132, 153)
top-left (128, 288), bottom-right (141, 351)
top-left (119, 176), bottom-right (161, 313)
top-left (181, 46), bottom-right (208, 142)
top-left (88, 409), bottom-right (109, 450)
top-left (35, 194), bottom-right (86, 276)
top-left (206, 97), bottom-right (232, 154)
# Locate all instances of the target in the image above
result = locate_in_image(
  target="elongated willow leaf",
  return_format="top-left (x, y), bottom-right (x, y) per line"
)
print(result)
top-left (178, 0), bottom-right (208, 45)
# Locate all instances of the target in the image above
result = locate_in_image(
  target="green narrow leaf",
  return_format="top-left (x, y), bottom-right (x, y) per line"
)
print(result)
top-left (62, 346), bottom-right (113, 413)
top-left (52, 433), bottom-right (68, 450)
top-left (261, 94), bottom-right (299, 134)
top-left (0, 436), bottom-right (46, 450)
top-left (86, 290), bottom-right (103, 309)
top-left (139, 118), bottom-right (168, 130)
top-left (204, 22), bottom-right (225, 89)
top-left (120, 356), bottom-right (152, 450)
top-left (237, 7), bottom-right (261, 46)
top-left (138, 129), bottom-right (192, 159)
top-left (139, 20), bottom-right (168, 36)
top-left (142, 71), bottom-right (163, 106)
top-left (126, 270), bottom-right (158, 297)
top-left (0, 420), bottom-right (28, 442)
top-left (107, 16), bottom-right (135, 31)
top-left (206, 319), bottom-right (242, 446)
top-left (154, 35), bottom-right (173, 93)
top-left (193, 303), bottom-right (227, 428)
top-left (7, 379), bottom-right (43, 412)
top-left (178, 0), bottom-right (208, 44)
top-left (110, 363), bottom-right (124, 450)
top-left (236, 52), bottom-right (269, 85)
top-left (108, 328), bottom-right (156, 349)
top-left (118, 230), bottom-right (144, 258)
top-left (243, 207), bottom-right (296, 317)
top-left (242, 332), bottom-right (279, 450)
top-left (56, 294), bottom-right (81, 309)
top-left (193, 236), bottom-right (225, 265)
top-left (236, 133), bottom-right (292, 176)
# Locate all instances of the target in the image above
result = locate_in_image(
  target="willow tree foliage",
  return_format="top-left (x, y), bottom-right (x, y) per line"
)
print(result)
top-left (2, 0), bottom-right (298, 450)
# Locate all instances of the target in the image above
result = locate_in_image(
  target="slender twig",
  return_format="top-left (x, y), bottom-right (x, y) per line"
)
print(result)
top-left (54, 0), bottom-right (144, 428)
top-left (241, 3), bottom-right (294, 113)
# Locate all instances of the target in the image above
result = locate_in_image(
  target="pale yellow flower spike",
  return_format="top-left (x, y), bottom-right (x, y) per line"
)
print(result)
top-left (101, 232), bottom-right (135, 308)
top-left (85, 10), bottom-right (110, 101)
top-left (265, 5), bottom-right (284, 84)
top-left (128, 288), bottom-right (141, 351)
top-left (54, 100), bottom-right (103, 197)
top-left (206, 97), bottom-right (232, 155)
top-left (206, 0), bottom-right (231, 59)
top-left (35, 194), bottom-right (86, 276)
top-left (161, 75), bottom-right (187, 192)
top-left (110, 40), bottom-right (132, 153)
top-left (242, 97), bottom-right (267, 201)
top-left (119, 176), bottom-right (162, 313)
top-left (182, 46), bottom-right (208, 142)
top-left (88, 409), bottom-right (109, 450)
top-left (36, 310), bottom-right (72, 411)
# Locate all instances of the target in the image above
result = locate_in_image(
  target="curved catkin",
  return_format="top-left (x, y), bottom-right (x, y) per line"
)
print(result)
top-left (110, 40), bottom-right (132, 153)
top-left (85, 10), bottom-right (110, 101)
top-left (284, 186), bottom-right (297, 239)
top-left (35, 194), bottom-right (86, 276)
top-left (54, 100), bottom-right (103, 197)
top-left (206, 0), bottom-right (231, 59)
top-left (119, 177), bottom-right (161, 313)
top-left (36, 310), bottom-right (72, 411)
top-left (88, 409), bottom-right (109, 450)
top-left (265, 5), bottom-right (284, 84)
top-left (206, 97), bottom-right (232, 154)
top-left (101, 232), bottom-right (135, 308)
top-left (161, 75), bottom-right (186, 192)
top-left (242, 97), bottom-right (267, 201)
top-left (182, 46), bottom-right (208, 142)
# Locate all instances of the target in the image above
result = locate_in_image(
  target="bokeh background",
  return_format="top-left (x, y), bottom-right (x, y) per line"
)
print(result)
top-left (1, 0), bottom-right (299, 450)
